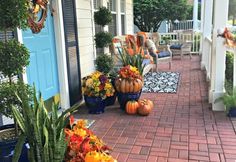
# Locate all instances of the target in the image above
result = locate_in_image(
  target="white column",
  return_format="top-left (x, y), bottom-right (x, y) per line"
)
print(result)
top-left (193, 0), bottom-right (199, 31)
top-left (201, 0), bottom-right (213, 69)
top-left (116, 0), bottom-right (122, 36)
top-left (211, 0), bottom-right (229, 111)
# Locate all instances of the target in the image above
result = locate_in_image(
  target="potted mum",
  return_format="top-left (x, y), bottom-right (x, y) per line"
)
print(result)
top-left (115, 65), bottom-right (143, 110)
top-left (82, 71), bottom-right (115, 114)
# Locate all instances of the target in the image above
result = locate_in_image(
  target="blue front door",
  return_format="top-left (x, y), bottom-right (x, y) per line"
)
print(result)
top-left (23, 12), bottom-right (59, 100)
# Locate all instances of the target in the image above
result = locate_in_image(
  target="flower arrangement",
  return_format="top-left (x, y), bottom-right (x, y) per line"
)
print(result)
top-left (64, 116), bottom-right (117, 162)
top-left (118, 65), bottom-right (142, 80)
top-left (82, 71), bottom-right (115, 99)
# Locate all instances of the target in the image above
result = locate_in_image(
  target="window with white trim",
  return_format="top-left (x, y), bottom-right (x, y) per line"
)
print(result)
top-left (108, 0), bottom-right (117, 36)
top-left (121, 0), bottom-right (125, 35)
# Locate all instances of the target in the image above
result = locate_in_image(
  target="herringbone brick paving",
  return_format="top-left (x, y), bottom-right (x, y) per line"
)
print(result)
top-left (75, 55), bottom-right (236, 162)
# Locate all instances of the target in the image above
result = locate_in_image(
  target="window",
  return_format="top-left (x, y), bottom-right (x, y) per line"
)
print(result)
top-left (108, 0), bottom-right (117, 36)
top-left (108, 0), bottom-right (116, 12)
top-left (121, 0), bottom-right (125, 35)
top-left (93, 0), bottom-right (101, 10)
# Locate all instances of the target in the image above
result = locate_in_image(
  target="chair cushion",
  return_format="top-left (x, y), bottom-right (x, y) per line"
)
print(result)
top-left (170, 44), bottom-right (182, 49)
top-left (158, 51), bottom-right (170, 58)
top-left (142, 59), bottom-right (151, 65)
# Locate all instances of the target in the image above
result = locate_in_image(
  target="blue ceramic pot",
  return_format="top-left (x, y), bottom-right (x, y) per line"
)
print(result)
top-left (228, 107), bottom-right (236, 117)
top-left (84, 95), bottom-right (106, 114)
top-left (105, 93), bottom-right (117, 106)
top-left (117, 91), bottom-right (142, 110)
top-left (0, 124), bottom-right (29, 162)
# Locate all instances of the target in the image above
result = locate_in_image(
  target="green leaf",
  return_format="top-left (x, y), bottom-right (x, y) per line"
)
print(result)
top-left (12, 134), bottom-right (26, 162)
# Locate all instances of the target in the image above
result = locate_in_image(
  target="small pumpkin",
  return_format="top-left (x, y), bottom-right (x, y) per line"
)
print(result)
top-left (138, 99), bottom-right (153, 116)
top-left (126, 100), bottom-right (139, 115)
top-left (85, 151), bottom-right (100, 162)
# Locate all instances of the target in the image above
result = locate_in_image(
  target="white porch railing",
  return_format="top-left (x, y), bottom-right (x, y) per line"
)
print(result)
top-left (169, 20), bottom-right (201, 32)
top-left (204, 36), bottom-right (212, 80)
top-left (159, 31), bottom-right (202, 54)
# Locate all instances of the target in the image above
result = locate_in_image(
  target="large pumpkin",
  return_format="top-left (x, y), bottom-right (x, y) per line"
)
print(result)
top-left (115, 78), bottom-right (143, 93)
top-left (126, 100), bottom-right (139, 115)
top-left (138, 99), bottom-right (153, 116)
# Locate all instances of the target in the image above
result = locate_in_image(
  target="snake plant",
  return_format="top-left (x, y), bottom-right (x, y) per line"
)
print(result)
top-left (11, 88), bottom-right (79, 162)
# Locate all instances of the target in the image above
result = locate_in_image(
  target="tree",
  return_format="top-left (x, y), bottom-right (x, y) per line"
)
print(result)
top-left (229, 0), bottom-right (236, 25)
top-left (134, 0), bottom-right (190, 32)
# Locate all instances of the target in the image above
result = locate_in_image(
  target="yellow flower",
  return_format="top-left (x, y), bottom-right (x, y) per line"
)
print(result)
top-left (76, 119), bottom-right (87, 128)
top-left (86, 78), bottom-right (93, 87)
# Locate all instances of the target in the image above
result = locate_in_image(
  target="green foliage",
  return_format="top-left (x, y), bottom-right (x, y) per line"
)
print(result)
top-left (226, 52), bottom-right (234, 82)
top-left (215, 88), bottom-right (236, 113)
top-left (0, 81), bottom-right (32, 118)
top-left (0, 0), bottom-right (29, 30)
top-left (186, 3), bottom-right (201, 20)
top-left (94, 7), bottom-right (112, 26)
top-left (12, 88), bottom-right (79, 162)
top-left (0, 39), bottom-right (30, 78)
top-left (134, 0), bottom-right (190, 32)
top-left (94, 31), bottom-right (113, 48)
top-left (95, 53), bottom-right (114, 74)
top-left (229, 0), bottom-right (236, 25)
top-left (118, 48), bottom-right (146, 75)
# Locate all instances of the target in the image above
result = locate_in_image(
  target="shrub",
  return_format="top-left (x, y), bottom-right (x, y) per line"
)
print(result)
top-left (0, 0), bottom-right (29, 30)
top-left (94, 7), bottom-right (112, 27)
top-left (225, 52), bottom-right (234, 94)
top-left (0, 40), bottom-right (30, 79)
top-left (95, 54), bottom-right (114, 74)
top-left (94, 31), bottom-right (113, 48)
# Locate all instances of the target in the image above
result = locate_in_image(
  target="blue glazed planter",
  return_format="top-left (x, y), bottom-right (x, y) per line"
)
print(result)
top-left (0, 124), bottom-right (29, 162)
top-left (228, 107), bottom-right (236, 117)
top-left (84, 95), bottom-right (106, 114)
top-left (117, 91), bottom-right (142, 110)
top-left (105, 93), bottom-right (117, 106)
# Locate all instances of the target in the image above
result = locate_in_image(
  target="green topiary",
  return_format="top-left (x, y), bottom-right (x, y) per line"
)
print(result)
top-left (0, 39), bottom-right (30, 79)
top-left (0, 0), bottom-right (29, 30)
top-left (94, 31), bottom-right (113, 48)
top-left (95, 54), bottom-right (114, 74)
top-left (94, 7), bottom-right (112, 27)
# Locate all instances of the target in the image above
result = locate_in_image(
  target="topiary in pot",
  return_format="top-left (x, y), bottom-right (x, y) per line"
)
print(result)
top-left (94, 31), bottom-right (113, 48)
top-left (95, 53), bottom-right (114, 74)
top-left (94, 7), bottom-right (112, 27)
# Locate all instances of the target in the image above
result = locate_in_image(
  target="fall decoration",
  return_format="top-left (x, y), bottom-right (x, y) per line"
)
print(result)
top-left (138, 99), bottom-right (153, 116)
top-left (218, 28), bottom-right (236, 47)
top-left (125, 100), bottom-right (139, 115)
top-left (115, 65), bottom-right (143, 93)
top-left (27, 0), bottom-right (49, 33)
top-left (82, 71), bottom-right (115, 99)
top-left (64, 116), bottom-right (117, 162)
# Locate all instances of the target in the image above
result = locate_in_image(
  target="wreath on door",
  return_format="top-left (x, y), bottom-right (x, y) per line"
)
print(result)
top-left (28, 0), bottom-right (49, 33)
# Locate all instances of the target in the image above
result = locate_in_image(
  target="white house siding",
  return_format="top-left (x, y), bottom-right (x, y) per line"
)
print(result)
top-left (76, 0), bottom-right (96, 78)
top-left (125, 0), bottom-right (134, 34)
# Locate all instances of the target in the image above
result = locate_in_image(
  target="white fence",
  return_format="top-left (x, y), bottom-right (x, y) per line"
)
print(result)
top-left (169, 20), bottom-right (201, 32)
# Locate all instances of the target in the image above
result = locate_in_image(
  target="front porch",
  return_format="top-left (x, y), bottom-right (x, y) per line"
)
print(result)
top-left (75, 55), bottom-right (236, 162)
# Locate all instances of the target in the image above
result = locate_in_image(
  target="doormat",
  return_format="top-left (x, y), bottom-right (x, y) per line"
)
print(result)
top-left (142, 72), bottom-right (180, 93)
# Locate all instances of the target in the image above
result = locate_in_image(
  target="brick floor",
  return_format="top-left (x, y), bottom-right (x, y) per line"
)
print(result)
top-left (75, 55), bottom-right (236, 162)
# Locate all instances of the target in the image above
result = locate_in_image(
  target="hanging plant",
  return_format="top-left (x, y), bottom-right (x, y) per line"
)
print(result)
top-left (94, 7), bottom-right (112, 26)
top-left (94, 31), bottom-right (113, 48)
top-left (0, 0), bottom-right (29, 30)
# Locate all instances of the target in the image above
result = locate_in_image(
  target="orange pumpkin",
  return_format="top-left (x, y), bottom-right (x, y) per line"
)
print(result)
top-left (116, 78), bottom-right (143, 93)
top-left (138, 99), bottom-right (153, 116)
top-left (85, 151), bottom-right (100, 162)
top-left (126, 100), bottom-right (139, 115)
